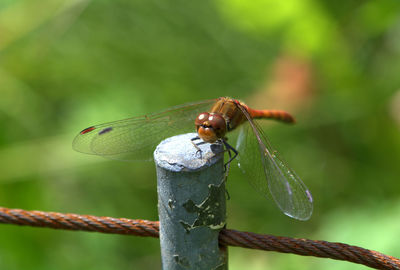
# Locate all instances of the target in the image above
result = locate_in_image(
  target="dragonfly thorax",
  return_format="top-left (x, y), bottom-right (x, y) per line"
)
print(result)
top-left (195, 112), bottom-right (227, 143)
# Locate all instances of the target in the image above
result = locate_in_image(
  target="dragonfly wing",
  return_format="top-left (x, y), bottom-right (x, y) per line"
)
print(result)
top-left (72, 99), bottom-right (216, 161)
top-left (236, 107), bottom-right (313, 220)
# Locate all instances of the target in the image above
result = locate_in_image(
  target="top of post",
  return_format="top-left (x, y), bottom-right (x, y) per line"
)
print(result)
top-left (153, 133), bottom-right (224, 172)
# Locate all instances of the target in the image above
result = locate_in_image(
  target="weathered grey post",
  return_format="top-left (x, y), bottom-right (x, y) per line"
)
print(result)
top-left (154, 133), bottom-right (227, 270)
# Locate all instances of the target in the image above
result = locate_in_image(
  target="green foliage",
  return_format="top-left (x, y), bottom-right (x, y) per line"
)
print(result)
top-left (1, 0), bottom-right (400, 269)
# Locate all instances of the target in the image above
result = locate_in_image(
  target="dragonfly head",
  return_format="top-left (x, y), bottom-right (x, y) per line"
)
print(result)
top-left (195, 112), bottom-right (227, 143)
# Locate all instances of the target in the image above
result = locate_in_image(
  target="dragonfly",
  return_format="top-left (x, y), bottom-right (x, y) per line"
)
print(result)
top-left (73, 97), bottom-right (313, 220)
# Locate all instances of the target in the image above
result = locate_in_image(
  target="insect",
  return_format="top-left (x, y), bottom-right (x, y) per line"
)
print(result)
top-left (73, 97), bottom-right (313, 220)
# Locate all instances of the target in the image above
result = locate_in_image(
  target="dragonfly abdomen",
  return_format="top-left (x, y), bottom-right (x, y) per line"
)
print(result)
top-left (247, 108), bottom-right (295, 123)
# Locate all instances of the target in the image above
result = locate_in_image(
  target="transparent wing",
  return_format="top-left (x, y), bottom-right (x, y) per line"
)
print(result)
top-left (72, 99), bottom-right (217, 161)
top-left (236, 106), bottom-right (313, 220)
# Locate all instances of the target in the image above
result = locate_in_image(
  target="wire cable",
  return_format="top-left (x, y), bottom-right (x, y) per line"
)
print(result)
top-left (0, 207), bottom-right (398, 270)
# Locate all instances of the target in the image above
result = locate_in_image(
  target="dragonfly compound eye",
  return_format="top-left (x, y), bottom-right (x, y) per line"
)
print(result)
top-left (195, 113), bottom-right (227, 143)
top-left (195, 112), bottom-right (210, 126)
top-left (207, 114), bottom-right (227, 137)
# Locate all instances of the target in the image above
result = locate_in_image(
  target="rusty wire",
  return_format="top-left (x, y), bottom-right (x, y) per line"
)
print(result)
top-left (0, 207), bottom-right (398, 270)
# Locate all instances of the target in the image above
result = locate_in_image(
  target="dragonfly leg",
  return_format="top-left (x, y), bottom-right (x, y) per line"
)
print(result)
top-left (190, 136), bottom-right (204, 158)
top-left (191, 136), bottom-right (208, 146)
top-left (220, 141), bottom-right (232, 201)
top-left (221, 139), bottom-right (238, 172)
top-left (224, 144), bottom-right (232, 173)
top-left (191, 136), bottom-right (200, 141)
top-left (225, 189), bottom-right (231, 200)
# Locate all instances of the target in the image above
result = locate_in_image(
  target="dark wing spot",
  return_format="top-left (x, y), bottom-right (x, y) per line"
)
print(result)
top-left (98, 127), bottom-right (113, 135)
top-left (80, 126), bottom-right (96, 135)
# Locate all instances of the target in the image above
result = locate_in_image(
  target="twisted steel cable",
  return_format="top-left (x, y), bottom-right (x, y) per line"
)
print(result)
top-left (0, 207), bottom-right (398, 270)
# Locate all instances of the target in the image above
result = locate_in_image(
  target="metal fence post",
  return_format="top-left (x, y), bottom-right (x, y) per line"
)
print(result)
top-left (154, 133), bottom-right (227, 270)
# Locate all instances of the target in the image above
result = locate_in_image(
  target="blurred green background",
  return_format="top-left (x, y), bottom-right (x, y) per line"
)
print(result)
top-left (1, 0), bottom-right (400, 269)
